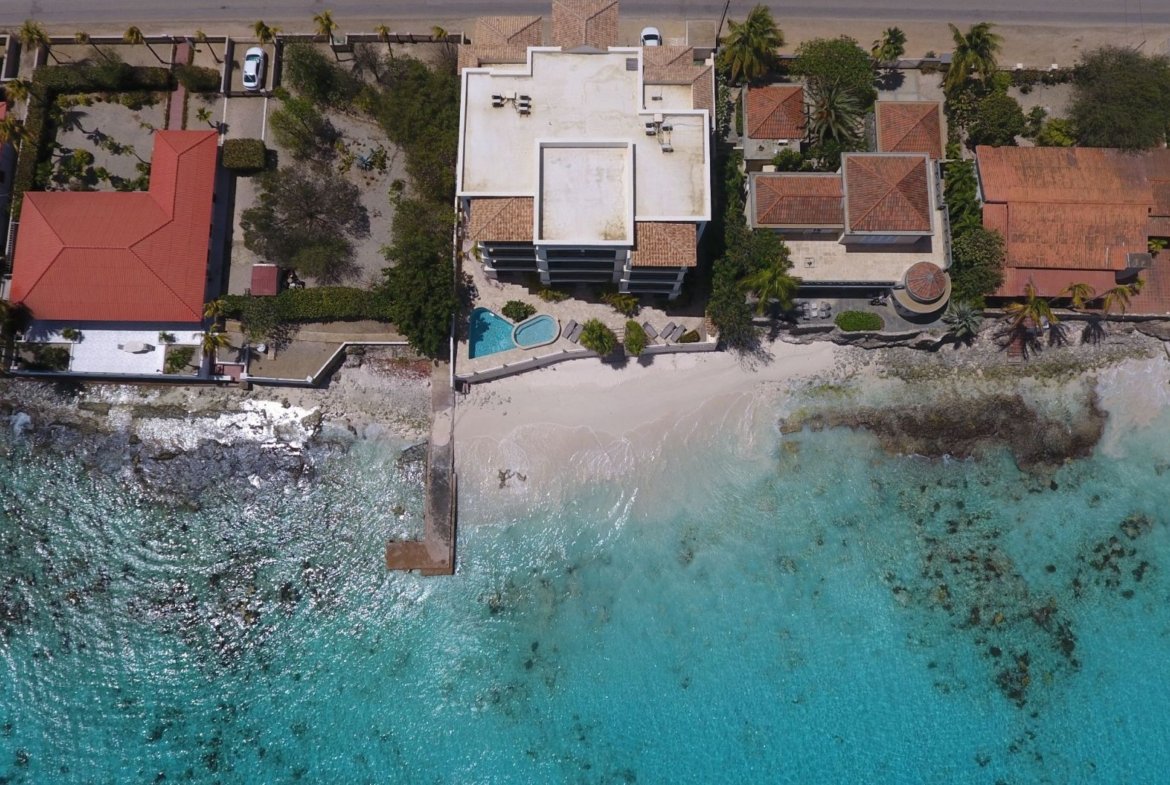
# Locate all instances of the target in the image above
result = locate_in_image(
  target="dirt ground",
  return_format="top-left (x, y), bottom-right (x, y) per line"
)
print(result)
top-left (53, 93), bottom-right (168, 187)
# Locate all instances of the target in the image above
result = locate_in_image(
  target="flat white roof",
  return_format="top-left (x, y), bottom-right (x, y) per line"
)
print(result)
top-left (538, 142), bottom-right (632, 243)
top-left (458, 47), bottom-right (710, 243)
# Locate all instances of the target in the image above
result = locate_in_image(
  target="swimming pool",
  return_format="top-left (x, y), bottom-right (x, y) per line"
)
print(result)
top-left (513, 314), bottom-right (559, 349)
top-left (468, 307), bottom-right (516, 358)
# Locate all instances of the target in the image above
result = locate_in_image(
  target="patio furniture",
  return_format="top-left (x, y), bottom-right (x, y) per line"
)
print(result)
top-left (660, 321), bottom-right (677, 341)
top-left (669, 324), bottom-right (687, 342)
top-left (118, 341), bottom-right (153, 353)
top-left (820, 303), bottom-right (832, 319)
top-left (561, 319), bottom-right (578, 340)
top-left (642, 322), bottom-right (659, 339)
top-left (568, 323), bottom-right (583, 343)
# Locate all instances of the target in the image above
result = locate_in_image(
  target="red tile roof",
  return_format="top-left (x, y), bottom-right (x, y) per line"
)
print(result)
top-left (250, 264), bottom-right (281, 296)
top-left (905, 261), bottom-right (948, 302)
top-left (629, 222), bottom-right (696, 268)
top-left (9, 131), bottom-right (218, 323)
top-left (976, 146), bottom-right (1152, 206)
top-left (751, 173), bottom-right (843, 228)
top-left (984, 201), bottom-right (1150, 271)
top-left (875, 101), bottom-right (943, 160)
top-left (467, 197), bottom-right (534, 242)
top-left (997, 268), bottom-right (1121, 299)
top-left (746, 85), bottom-right (804, 141)
top-left (843, 154), bottom-right (932, 234)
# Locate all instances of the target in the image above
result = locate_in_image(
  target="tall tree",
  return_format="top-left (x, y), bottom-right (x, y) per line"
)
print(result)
top-left (806, 81), bottom-right (863, 145)
top-left (1098, 280), bottom-right (1143, 316)
top-left (1070, 47), bottom-right (1170, 150)
top-left (1005, 281), bottom-right (1057, 331)
top-left (18, 19), bottom-right (57, 64)
top-left (313, 10), bottom-right (339, 40)
top-left (74, 31), bottom-right (113, 63)
top-left (200, 329), bottom-right (231, 358)
top-left (717, 4), bottom-right (784, 85)
top-left (871, 27), bottom-right (906, 65)
top-left (253, 21), bottom-right (276, 45)
top-left (741, 249), bottom-right (800, 314)
top-left (1061, 282), bottom-right (1097, 311)
top-left (123, 26), bottom-right (166, 64)
top-left (2, 78), bottom-right (33, 105)
top-left (194, 29), bottom-right (221, 64)
top-left (375, 24), bottom-right (395, 58)
top-left (793, 36), bottom-right (876, 107)
top-left (945, 22), bottom-right (1002, 94)
top-left (0, 115), bottom-right (23, 146)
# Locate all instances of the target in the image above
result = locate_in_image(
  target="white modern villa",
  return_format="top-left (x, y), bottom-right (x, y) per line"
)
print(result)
top-left (456, 1), bottom-right (713, 299)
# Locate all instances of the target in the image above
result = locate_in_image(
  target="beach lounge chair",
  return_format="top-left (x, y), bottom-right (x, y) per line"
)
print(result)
top-left (561, 319), bottom-right (578, 340)
top-left (568, 323), bottom-right (583, 343)
top-left (660, 322), bottom-right (677, 341)
top-left (820, 303), bottom-right (832, 319)
top-left (642, 322), bottom-right (659, 340)
top-left (669, 324), bottom-right (687, 342)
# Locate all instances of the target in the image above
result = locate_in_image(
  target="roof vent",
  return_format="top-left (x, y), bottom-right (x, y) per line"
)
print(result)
top-left (626, 58), bottom-right (638, 71)
top-left (1126, 252), bottom-right (1154, 269)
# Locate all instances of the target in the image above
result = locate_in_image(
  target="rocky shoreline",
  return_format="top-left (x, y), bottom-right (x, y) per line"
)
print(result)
top-left (0, 349), bottom-right (433, 503)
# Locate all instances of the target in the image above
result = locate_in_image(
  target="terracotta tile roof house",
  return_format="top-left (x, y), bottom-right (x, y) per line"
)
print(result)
top-left (458, 16), bottom-right (544, 72)
top-left (1145, 149), bottom-right (1170, 238)
top-left (746, 85), bottom-right (805, 141)
top-left (750, 173), bottom-right (844, 229)
top-left (975, 145), bottom-right (1166, 300)
top-left (843, 153), bottom-right (933, 235)
top-left (875, 101), bottom-right (943, 160)
top-left (629, 222), bottom-right (697, 268)
top-left (9, 130), bottom-right (218, 323)
top-left (643, 47), bottom-right (715, 121)
top-left (551, 0), bottom-right (618, 49)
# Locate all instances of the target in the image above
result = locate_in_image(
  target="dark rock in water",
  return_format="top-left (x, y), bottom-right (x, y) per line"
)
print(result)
top-left (1119, 513), bottom-right (1153, 540)
top-left (782, 392), bottom-right (1105, 471)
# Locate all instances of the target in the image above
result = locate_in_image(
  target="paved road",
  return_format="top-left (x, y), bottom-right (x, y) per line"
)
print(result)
top-left (3, 0), bottom-right (1168, 28)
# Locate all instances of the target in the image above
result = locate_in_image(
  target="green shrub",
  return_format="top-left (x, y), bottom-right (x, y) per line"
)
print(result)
top-left (158, 331), bottom-right (176, 344)
top-left (501, 300), bottom-right (536, 322)
top-left (834, 311), bottom-right (884, 332)
top-left (578, 319), bottom-right (617, 356)
top-left (601, 291), bottom-right (640, 317)
top-left (23, 345), bottom-right (70, 372)
top-left (679, 329), bottom-right (701, 343)
top-left (221, 138), bottom-right (268, 172)
top-left (623, 320), bottom-right (646, 356)
top-left (734, 90), bottom-right (744, 136)
top-left (60, 327), bottom-right (81, 341)
top-left (174, 64), bottom-right (220, 93)
top-left (222, 287), bottom-right (393, 324)
top-left (164, 345), bottom-right (196, 374)
top-left (771, 148), bottom-right (805, 171)
top-left (537, 288), bottom-right (569, 303)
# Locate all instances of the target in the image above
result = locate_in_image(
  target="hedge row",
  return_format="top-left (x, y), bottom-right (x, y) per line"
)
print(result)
top-left (174, 64), bottom-right (220, 93)
top-left (223, 287), bottom-right (393, 323)
top-left (221, 138), bottom-right (267, 172)
top-left (834, 310), bottom-right (884, 332)
top-left (11, 64), bottom-right (174, 219)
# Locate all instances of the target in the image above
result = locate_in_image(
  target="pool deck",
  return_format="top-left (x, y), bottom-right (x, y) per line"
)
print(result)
top-left (386, 362), bottom-right (457, 576)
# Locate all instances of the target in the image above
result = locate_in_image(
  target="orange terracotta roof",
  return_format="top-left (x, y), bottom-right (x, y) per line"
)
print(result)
top-left (843, 154), bottom-right (932, 234)
top-left (746, 85), bottom-right (804, 141)
top-left (996, 268), bottom-right (1122, 299)
top-left (752, 173), bottom-right (843, 228)
top-left (1144, 149), bottom-right (1170, 217)
top-left (904, 261), bottom-right (947, 302)
top-left (459, 16), bottom-right (543, 72)
top-left (468, 197), bottom-right (534, 242)
top-left (985, 202), bottom-right (1149, 271)
top-left (976, 146), bottom-right (1152, 205)
top-left (9, 131), bottom-right (218, 323)
top-left (629, 222), bottom-right (696, 268)
top-left (1130, 255), bottom-right (1170, 314)
top-left (875, 101), bottom-right (943, 160)
top-left (551, 0), bottom-right (618, 49)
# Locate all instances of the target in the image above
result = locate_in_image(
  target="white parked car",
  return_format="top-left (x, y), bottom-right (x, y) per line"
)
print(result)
top-left (242, 47), bottom-right (266, 91)
top-left (640, 27), bottom-right (661, 47)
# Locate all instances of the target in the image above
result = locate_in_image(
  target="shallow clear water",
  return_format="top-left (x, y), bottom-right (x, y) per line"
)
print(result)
top-left (513, 315), bottom-right (558, 348)
top-left (2, 378), bottom-right (1169, 784)
top-left (469, 307), bottom-right (516, 358)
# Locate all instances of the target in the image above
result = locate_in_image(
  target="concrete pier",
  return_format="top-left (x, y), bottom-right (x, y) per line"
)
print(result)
top-left (386, 362), bottom-right (456, 575)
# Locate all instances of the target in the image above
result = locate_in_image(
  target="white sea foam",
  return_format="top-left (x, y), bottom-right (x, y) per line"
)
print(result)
top-left (129, 399), bottom-right (320, 452)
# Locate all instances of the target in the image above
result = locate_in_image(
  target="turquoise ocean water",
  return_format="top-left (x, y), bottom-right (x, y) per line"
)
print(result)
top-left (1, 372), bottom-right (1169, 784)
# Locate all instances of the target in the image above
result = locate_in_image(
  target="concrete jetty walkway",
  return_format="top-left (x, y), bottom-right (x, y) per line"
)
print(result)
top-left (386, 362), bottom-right (456, 575)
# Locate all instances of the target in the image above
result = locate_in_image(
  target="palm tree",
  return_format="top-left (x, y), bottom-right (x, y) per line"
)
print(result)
top-left (806, 82), bottom-right (863, 145)
top-left (194, 29), bottom-right (221, 64)
top-left (375, 24), bottom-right (394, 58)
top-left (0, 116), bottom-right (23, 146)
top-left (943, 300), bottom-right (981, 342)
top-left (200, 330), bottom-right (232, 361)
top-left (74, 31), bottom-right (113, 63)
top-left (253, 21), bottom-right (276, 45)
top-left (314, 10), bottom-right (339, 40)
top-left (203, 298), bottom-right (227, 322)
top-left (741, 255), bottom-right (801, 315)
top-left (124, 25), bottom-right (166, 64)
top-left (871, 27), bottom-right (907, 65)
top-left (1060, 282), bottom-right (1096, 311)
top-left (945, 22), bottom-right (1002, 94)
top-left (1098, 281), bottom-right (1143, 316)
top-left (1006, 280), bottom-right (1057, 330)
top-left (3, 78), bottom-right (33, 105)
top-left (718, 4), bottom-right (784, 84)
top-left (18, 19), bottom-right (57, 64)
top-left (195, 107), bottom-right (215, 128)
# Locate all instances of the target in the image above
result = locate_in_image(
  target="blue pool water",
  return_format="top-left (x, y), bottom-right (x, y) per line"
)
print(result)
top-left (3, 362), bottom-right (1170, 783)
top-left (468, 307), bottom-right (516, 358)
top-left (513, 314), bottom-right (558, 349)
